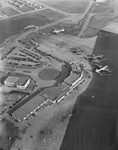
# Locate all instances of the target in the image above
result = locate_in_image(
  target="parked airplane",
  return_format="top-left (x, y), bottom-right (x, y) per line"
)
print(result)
top-left (86, 54), bottom-right (104, 62)
top-left (93, 54), bottom-right (103, 60)
top-left (52, 28), bottom-right (64, 34)
top-left (95, 65), bottom-right (111, 75)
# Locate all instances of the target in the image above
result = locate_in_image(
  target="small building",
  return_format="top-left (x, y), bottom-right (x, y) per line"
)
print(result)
top-left (4, 76), bottom-right (19, 87)
top-left (16, 77), bottom-right (30, 90)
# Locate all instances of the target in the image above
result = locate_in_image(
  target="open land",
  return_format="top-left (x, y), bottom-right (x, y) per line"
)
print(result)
top-left (81, 1), bottom-right (115, 38)
top-left (38, 0), bottom-right (89, 14)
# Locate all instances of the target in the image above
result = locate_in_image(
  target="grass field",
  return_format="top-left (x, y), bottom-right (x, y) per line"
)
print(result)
top-left (0, 8), bottom-right (66, 44)
top-left (0, 119), bottom-right (19, 150)
top-left (32, 8), bottom-right (66, 21)
top-left (38, 68), bottom-right (60, 80)
top-left (38, 0), bottom-right (89, 14)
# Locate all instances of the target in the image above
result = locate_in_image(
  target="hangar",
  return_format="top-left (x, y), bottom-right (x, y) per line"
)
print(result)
top-left (11, 94), bottom-right (46, 121)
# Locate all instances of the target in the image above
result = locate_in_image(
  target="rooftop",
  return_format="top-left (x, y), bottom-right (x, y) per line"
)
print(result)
top-left (4, 76), bottom-right (19, 83)
top-left (12, 94), bottom-right (46, 120)
top-left (64, 72), bottom-right (81, 85)
top-left (43, 83), bottom-right (69, 101)
top-left (16, 77), bottom-right (29, 86)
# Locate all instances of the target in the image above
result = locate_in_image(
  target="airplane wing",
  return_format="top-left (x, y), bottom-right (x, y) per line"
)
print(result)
top-left (96, 65), bottom-right (112, 76)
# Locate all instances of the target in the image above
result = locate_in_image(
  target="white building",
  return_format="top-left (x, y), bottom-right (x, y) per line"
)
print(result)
top-left (16, 77), bottom-right (30, 90)
top-left (4, 76), bottom-right (19, 87)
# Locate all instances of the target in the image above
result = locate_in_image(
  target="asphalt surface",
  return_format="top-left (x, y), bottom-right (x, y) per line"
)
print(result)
top-left (59, 31), bottom-right (118, 150)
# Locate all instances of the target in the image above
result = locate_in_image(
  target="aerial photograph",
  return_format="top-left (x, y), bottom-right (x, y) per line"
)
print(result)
top-left (0, 0), bottom-right (118, 150)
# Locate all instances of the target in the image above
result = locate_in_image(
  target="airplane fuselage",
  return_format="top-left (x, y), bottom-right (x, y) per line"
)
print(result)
top-left (52, 28), bottom-right (64, 34)
top-left (95, 65), bottom-right (111, 75)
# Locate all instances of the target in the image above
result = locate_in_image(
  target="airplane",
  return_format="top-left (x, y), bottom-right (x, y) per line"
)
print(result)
top-left (52, 28), bottom-right (64, 34)
top-left (86, 54), bottom-right (104, 62)
top-left (93, 54), bottom-right (104, 60)
top-left (69, 114), bottom-right (73, 118)
top-left (95, 65), bottom-right (112, 75)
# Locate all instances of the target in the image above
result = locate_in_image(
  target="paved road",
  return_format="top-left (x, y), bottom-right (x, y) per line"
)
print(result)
top-left (78, 0), bottom-right (94, 20)
top-left (78, 0), bottom-right (95, 37)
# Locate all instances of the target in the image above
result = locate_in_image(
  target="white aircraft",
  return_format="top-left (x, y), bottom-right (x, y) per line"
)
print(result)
top-left (95, 65), bottom-right (111, 75)
top-left (52, 28), bottom-right (64, 34)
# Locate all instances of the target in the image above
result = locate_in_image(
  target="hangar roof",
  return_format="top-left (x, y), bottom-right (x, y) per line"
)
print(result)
top-left (12, 94), bottom-right (46, 120)
top-left (4, 76), bottom-right (19, 84)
